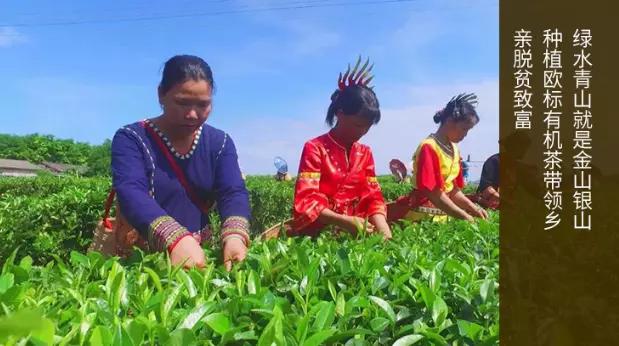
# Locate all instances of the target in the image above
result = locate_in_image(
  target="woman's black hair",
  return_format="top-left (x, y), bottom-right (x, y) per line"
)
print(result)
top-left (159, 55), bottom-right (215, 95)
top-left (325, 85), bottom-right (381, 127)
top-left (433, 93), bottom-right (479, 125)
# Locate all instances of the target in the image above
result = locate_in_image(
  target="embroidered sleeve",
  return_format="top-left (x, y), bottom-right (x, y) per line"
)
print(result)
top-left (221, 216), bottom-right (251, 246)
top-left (292, 141), bottom-right (329, 230)
top-left (149, 216), bottom-right (192, 252)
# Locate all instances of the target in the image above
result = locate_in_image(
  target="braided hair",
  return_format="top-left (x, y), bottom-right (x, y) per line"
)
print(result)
top-left (433, 93), bottom-right (479, 125)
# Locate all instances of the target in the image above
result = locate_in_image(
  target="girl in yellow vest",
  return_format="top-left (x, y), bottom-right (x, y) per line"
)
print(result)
top-left (388, 93), bottom-right (488, 222)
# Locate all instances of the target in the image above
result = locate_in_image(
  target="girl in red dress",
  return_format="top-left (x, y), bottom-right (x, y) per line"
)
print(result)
top-left (290, 58), bottom-right (392, 239)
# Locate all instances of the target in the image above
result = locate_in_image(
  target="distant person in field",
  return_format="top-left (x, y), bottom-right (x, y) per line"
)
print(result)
top-left (273, 156), bottom-right (292, 181)
top-left (388, 93), bottom-right (488, 223)
top-left (111, 55), bottom-right (251, 270)
top-left (275, 171), bottom-right (292, 181)
top-left (462, 159), bottom-right (470, 183)
top-left (274, 58), bottom-right (391, 240)
top-left (472, 153), bottom-right (499, 209)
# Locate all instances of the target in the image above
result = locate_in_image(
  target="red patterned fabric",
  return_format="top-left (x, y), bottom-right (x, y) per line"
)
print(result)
top-left (291, 132), bottom-right (386, 236)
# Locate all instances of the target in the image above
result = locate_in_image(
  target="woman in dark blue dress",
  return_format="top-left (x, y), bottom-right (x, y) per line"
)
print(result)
top-left (111, 55), bottom-right (251, 270)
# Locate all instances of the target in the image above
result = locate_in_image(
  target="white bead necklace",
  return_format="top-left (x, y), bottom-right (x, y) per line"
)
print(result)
top-left (146, 120), bottom-right (203, 160)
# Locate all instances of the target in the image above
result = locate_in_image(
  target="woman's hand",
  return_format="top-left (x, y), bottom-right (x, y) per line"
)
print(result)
top-left (369, 214), bottom-right (392, 240)
top-left (169, 235), bottom-right (206, 269)
top-left (318, 209), bottom-right (375, 235)
top-left (483, 186), bottom-right (500, 200)
top-left (376, 225), bottom-right (393, 240)
top-left (341, 215), bottom-right (375, 235)
top-left (222, 237), bottom-right (248, 272)
top-left (469, 205), bottom-right (488, 220)
top-left (430, 188), bottom-right (475, 221)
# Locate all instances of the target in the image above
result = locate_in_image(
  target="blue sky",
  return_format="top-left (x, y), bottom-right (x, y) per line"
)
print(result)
top-left (0, 0), bottom-right (498, 176)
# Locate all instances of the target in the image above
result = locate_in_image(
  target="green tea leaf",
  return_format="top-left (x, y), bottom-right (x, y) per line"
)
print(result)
top-left (176, 269), bottom-right (197, 299)
top-left (89, 326), bottom-right (113, 346)
top-left (19, 256), bottom-right (33, 272)
top-left (161, 285), bottom-right (182, 326)
top-left (258, 305), bottom-right (284, 346)
top-left (336, 293), bottom-right (346, 317)
top-left (457, 319), bottom-right (483, 341)
top-left (233, 330), bottom-right (258, 341)
top-left (429, 268), bottom-right (441, 293)
top-left (324, 328), bottom-right (373, 344)
top-left (392, 334), bottom-right (424, 346)
top-left (126, 320), bottom-right (147, 346)
top-left (110, 267), bottom-right (128, 313)
top-left (111, 323), bottom-right (133, 346)
top-left (336, 248), bottom-right (351, 274)
top-left (247, 270), bottom-right (259, 295)
top-left (169, 328), bottom-right (197, 346)
top-left (413, 281), bottom-right (435, 310)
top-left (79, 312), bottom-right (96, 344)
top-left (302, 329), bottom-right (336, 346)
top-left (312, 302), bottom-right (335, 331)
top-left (1, 248), bottom-right (18, 276)
top-left (0, 310), bottom-right (48, 343)
top-left (369, 317), bottom-right (390, 332)
top-left (327, 280), bottom-right (337, 302)
top-left (419, 329), bottom-right (447, 345)
top-left (205, 313), bottom-right (231, 335)
top-left (70, 251), bottom-right (90, 268)
top-left (480, 279), bottom-right (493, 303)
top-left (28, 318), bottom-right (55, 346)
top-left (296, 246), bottom-right (310, 270)
top-left (177, 303), bottom-right (212, 330)
top-left (369, 296), bottom-right (396, 323)
top-left (0, 273), bottom-right (14, 294)
top-left (143, 267), bottom-right (163, 292)
top-left (295, 313), bottom-right (310, 343)
top-left (444, 259), bottom-right (470, 277)
top-left (431, 296), bottom-right (448, 327)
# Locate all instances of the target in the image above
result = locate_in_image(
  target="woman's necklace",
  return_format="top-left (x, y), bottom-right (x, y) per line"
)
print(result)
top-left (430, 133), bottom-right (454, 157)
top-left (146, 119), bottom-right (203, 160)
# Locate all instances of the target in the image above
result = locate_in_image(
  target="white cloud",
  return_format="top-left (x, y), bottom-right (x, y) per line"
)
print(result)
top-left (0, 27), bottom-right (27, 48)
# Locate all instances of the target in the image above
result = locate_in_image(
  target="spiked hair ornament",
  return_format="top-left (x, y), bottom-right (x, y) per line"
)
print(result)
top-left (337, 56), bottom-right (375, 91)
top-left (447, 92), bottom-right (478, 115)
top-left (435, 92), bottom-right (479, 123)
top-left (326, 56), bottom-right (381, 127)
